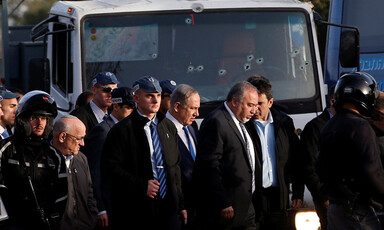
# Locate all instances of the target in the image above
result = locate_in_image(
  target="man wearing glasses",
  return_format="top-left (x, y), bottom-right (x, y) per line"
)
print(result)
top-left (52, 115), bottom-right (98, 230)
top-left (71, 71), bottom-right (119, 137)
top-left (0, 91), bottom-right (68, 229)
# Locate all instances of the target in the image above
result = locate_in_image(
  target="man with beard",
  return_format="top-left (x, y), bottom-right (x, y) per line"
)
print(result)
top-left (0, 90), bottom-right (67, 230)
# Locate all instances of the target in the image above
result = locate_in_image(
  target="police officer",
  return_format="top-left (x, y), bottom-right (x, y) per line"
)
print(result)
top-left (0, 90), bottom-right (68, 230)
top-left (316, 72), bottom-right (384, 229)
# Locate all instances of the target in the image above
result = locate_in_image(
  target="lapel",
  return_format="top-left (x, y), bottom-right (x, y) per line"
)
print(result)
top-left (86, 103), bottom-right (99, 126)
top-left (106, 116), bottom-right (116, 129)
top-left (220, 105), bottom-right (251, 168)
top-left (187, 125), bottom-right (197, 146)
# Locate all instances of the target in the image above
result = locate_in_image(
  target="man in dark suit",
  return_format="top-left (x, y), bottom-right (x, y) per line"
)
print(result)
top-left (300, 85), bottom-right (335, 230)
top-left (71, 71), bottom-right (119, 137)
top-left (52, 115), bottom-right (98, 230)
top-left (85, 87), bottom-right (135, 229)
top-left (101, 76), bottom-right (186, 230)
top-left (247, 75), bottom-right (303, 230)
top-left (193, 81), bottom-right (262, 230)
top-left (166, 84), bottom-right (200, 229)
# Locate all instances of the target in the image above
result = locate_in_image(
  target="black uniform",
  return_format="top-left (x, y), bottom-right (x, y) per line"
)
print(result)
top-left (317, 109), bottom-right (384, 206)
top-left (0, 135), bottom-right (68, 229)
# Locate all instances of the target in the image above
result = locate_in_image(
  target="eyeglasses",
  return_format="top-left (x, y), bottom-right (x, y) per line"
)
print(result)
top-left (96, 85), bottom-right (117, 93)
top-left (29, 115), bottom-right (48, 122)
top-left (64, 132), bottom-right (85, 143)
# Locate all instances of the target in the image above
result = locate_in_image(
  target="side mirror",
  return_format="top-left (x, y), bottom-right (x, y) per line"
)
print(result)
top-left (339, 29), bottom-right (360, 69)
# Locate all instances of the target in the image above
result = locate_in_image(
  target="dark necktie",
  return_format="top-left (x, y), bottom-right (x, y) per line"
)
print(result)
top-left (239, 122), bottom-right (255, 192)
top-left (149, 122), bottom-right (167, 198)
top-left (183, 126), bottom-right (196, 161)
top-left (103, 114), bottom-right (108, 121)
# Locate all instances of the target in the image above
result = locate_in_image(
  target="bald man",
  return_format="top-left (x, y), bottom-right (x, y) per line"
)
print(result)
top-left (52, 115), bottom-right (98, 230)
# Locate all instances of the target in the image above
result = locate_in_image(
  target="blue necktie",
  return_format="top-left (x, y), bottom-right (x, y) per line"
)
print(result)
top-left (2, 130), bottom-right (9, 138)
top-left (149, 122), bottom-right (167, 198)
top-left (239, 122), bottom-right (255, 193)
top-left (183, 126), bottom-right (196, 161)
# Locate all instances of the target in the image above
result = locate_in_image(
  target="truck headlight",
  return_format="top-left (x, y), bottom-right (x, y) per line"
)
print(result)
top-left (295, 211), bottom-right (320, 230)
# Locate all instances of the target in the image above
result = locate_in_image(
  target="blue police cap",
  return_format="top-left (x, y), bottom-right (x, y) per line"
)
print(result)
top-left (92, 72), bottom-right (120, 86)
top-left (111, 87), bottom-right (135, 107)
top-left (0, 86), bottom-right (20, 100)
top-left (132, 76), bottom-right (162, 93)
top-left (159, 79), bottom-right (177, 94)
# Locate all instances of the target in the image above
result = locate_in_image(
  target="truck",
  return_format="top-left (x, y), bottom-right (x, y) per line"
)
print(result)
top-left (3, 0), bottom-right (330, 229)
top-left (324, 0), bottom-right (384, 90)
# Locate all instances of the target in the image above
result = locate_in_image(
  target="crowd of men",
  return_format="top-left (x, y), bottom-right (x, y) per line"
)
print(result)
top-left (0, 70), bottom-right (383, 230)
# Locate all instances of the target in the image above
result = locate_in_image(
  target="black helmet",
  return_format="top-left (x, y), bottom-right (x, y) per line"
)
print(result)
top-left (16, 90), bottom-right (57, 118)
top-left (334, 72), bottom-right (379, 117)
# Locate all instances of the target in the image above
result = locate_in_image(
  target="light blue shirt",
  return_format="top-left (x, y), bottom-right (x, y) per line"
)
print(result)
top-left (254, 111), bottom-right (278, 188)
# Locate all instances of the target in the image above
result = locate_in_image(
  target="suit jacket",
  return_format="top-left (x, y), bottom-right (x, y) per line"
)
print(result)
top-left (61, 152), bottom-right (98, 230)
top-left (71, 103), bottom-right (98, 137)
top-left (85, 116), bottom-right (116, 214)
top-left (101, 110), bottom-right (184, 228)
top-left (299, 108), bottom-right (330, 203)
top-left (249, 106), bottom-right (303, 210)
top-left (193, 104), bottom-right (262, 228)
top-left (177, 125), bottom-right (197, 208)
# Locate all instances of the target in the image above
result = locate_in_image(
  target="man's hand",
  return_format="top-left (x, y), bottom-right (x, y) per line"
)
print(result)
top-left (291, 198), bottom-right (303, 209)
top-left (97, 213), bottom-right (108, 228)
top-left (147, 180), bottom-right (160, 198)
top-left (323, 200), bottom-right (329, 209)
top-left (221, 206), bottom-right (234, 219)
top-left (180, 209), bottom-right (187, 225)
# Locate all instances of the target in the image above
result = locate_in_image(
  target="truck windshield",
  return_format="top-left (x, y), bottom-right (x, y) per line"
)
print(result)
top-left (82, 11), bottom-right (318, 115)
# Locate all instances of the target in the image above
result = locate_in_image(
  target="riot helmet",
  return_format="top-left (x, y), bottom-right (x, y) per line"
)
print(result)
top-left (16, 90), bottom-right (57, 118)
top-left (14, 91), bottom-right (57, 140)
top-left (333, 72), bottom-right (379, 117)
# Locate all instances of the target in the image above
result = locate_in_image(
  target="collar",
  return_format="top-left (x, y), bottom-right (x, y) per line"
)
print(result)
top-left (0, 125), bottom-right (6, 134)
top-left (137, 109), bottom-right (158, 126)
top-left (90, 100), bottom-right (108, 122)
top-left (224, 102), bottom-right (241, 124)
top-left (256, 110), bottom-right (274, 126)
top-left (109, 114), bottom-right (119, 124)
top-left (166, 111), bottom-right (184, 130)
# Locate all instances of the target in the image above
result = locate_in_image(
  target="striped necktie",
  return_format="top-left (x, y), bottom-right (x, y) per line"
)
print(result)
top-left (183, 126), bottom-right (196, 161)
top-left (2, 130), bottom-right (9, 138)
top-left (239, 122), bottom-right (255, 193)
top-left (149, 122), bottom-right (167, 198)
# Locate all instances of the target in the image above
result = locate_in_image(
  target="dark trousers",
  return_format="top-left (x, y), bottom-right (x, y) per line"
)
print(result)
top-left (195, 203), bottom-right (258, 230)
top-left (313, 199), bottom-right (328, 230)
top-left (328, 203), bottom-right (382, 230)
top-left (152, 193), bottom-right (182, 230)
top-left (259, 187), bottom-right (288, 230)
